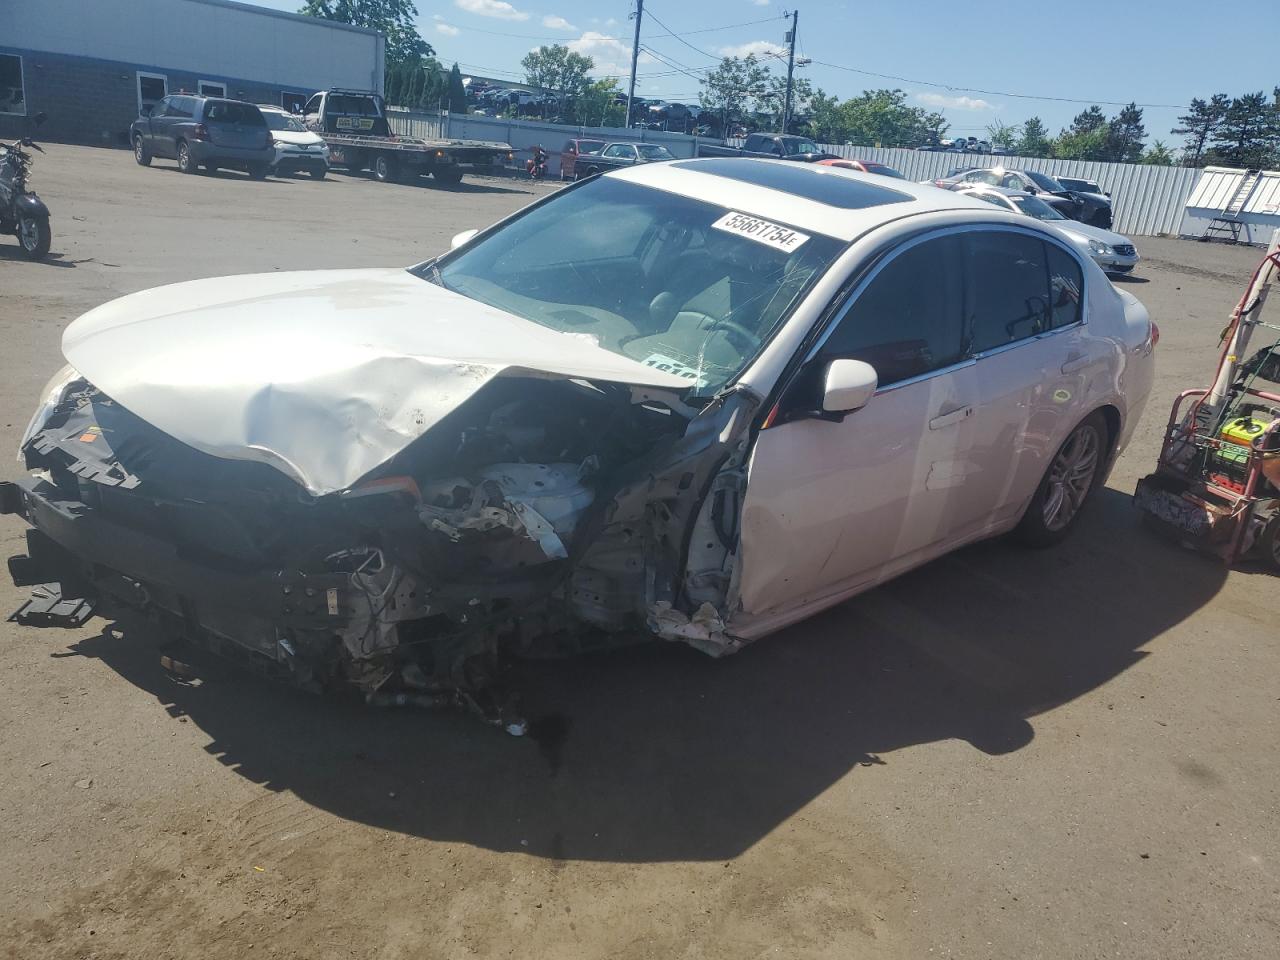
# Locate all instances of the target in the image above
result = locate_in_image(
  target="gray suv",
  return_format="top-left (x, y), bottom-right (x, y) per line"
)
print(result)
top-left (131, 95), bottom-right (273, 179)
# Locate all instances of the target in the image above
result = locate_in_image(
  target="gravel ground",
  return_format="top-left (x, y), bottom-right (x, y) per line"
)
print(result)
top-left (0, 143), bottom-right (1276, 960)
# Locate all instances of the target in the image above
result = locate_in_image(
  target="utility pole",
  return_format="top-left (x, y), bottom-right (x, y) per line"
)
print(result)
top-left (782, 9), bottom-right (798, 134)
top-left (625, 0), bottom-right (644, 130)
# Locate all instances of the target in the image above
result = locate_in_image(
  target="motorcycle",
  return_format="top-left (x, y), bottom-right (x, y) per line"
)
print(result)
top-left (0, 111), bottom-right (51, 261)
top-left (526, 147), bottom-right (548, 181)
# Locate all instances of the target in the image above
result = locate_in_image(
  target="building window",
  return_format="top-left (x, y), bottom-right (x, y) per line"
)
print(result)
top-left (0, 54), bottom-right (25, 116)
top-left (281, 92), bottom-right (306, 114)
top-left (198, 80), bottom-right (227, 98)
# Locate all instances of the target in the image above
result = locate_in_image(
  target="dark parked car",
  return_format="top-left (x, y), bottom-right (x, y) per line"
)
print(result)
top-left (928, 167), bottom-right (1110, 226)
top-left (575, 141), bottom-right (676, 177)
top-left (698, 133), bottom-right (839, 162)
top-left (1056, 176), bottom-right (1114, 227)
top-left (131, 95), bottom-right (273, 179)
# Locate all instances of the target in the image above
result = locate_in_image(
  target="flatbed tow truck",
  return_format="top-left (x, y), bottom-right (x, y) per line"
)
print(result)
top-left (302, 88), bottom-right (511, 184)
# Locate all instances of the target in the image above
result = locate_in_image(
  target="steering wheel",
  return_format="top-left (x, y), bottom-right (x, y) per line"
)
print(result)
top-left (709, 316), bottom-right (762, 354)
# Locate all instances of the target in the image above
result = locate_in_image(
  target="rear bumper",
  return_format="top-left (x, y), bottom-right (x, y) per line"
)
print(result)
top-left (188, 142), bottom-right (273, 167)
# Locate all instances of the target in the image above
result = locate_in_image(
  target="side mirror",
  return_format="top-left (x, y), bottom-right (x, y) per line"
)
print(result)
top-left (450, 228), bottom-right (478, 250)
top-left (822, 358), bottom-right (878, 415)
top-left (141, 105), bottom-right (153, 117)
top-left (32, 111), bottom-right (47, 128)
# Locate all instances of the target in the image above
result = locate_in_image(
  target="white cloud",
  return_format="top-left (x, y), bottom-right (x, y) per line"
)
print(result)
top-left (569, 31), bottom-right (653, 78)
top-left (914, 92), bottom-right (995, 111)
top-left (719, 40), bottom-right (787, 60)
top-left (453, 0), bottom-right (529, 21)
top-left (435, 22), bottom-right (460, 36)
top-left (750, 0), bottom-right (770, 6)
top-left (542, 14), bottom-right (576, 31)
top-left (604, 17), bottom-right (618, 26)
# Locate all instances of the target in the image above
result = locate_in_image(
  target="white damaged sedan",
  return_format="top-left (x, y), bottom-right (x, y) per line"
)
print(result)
top-left (3, 159), bottom-right (1156, 728)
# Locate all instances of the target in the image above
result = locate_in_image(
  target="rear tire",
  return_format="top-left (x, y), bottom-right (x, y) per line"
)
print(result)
top-left (17, 216), bottom-right (51, 260)
top-left (372, 154), bottom-right (397, 182)
top-left (176, 141), bottom-right (195, 174)
top-left (133, 134), bottom-right (151, 166)
top-left (1015, 411), bottom-right (1109, 547)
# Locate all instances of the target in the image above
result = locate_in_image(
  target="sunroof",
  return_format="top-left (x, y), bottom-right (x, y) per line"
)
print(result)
top-left (670, 158), bottom-right (914, 209)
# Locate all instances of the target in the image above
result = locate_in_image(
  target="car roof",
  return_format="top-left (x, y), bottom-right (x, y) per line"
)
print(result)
top-left (612, 157), bottom-right (999, 241)
top-left (956, 184), bottom-right (1032, 198)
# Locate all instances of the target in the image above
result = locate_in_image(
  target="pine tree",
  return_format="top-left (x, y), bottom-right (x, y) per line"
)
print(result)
top-left (1211, 92), bottom-right (1280, 168)
top-left (1173, 95), bottom-right (1229, 166)
top-left (1017, 117), bottom-right (1052, 157)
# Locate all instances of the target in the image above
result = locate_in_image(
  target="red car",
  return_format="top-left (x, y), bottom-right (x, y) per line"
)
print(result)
top-left (559, 138), bottom-right (605, 180)
top-left (816, 157), bottom-right (906, 179)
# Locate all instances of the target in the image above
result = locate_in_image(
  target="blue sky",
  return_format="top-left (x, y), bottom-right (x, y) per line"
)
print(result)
top-left (254, 0), bottom-right (1276, 145)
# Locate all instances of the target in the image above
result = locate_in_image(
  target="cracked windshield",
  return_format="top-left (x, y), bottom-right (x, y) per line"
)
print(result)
top-left (433, 177), bottom-right (843, 395)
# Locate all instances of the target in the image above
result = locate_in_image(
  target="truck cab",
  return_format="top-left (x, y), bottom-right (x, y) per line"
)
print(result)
top-left (302, 89), bottom-right (391, 136)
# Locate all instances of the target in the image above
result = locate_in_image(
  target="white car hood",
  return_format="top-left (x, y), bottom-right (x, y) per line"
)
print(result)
top-left (271, 129), bottom-right (325, 147)
top-left (1051, 219), bottom-right (1132, 249)
top-left (61, 269), bottom-right (690, 496)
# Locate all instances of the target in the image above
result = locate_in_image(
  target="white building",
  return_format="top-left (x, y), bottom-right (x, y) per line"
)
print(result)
top-left (0, 0), bottom-right (384, 145)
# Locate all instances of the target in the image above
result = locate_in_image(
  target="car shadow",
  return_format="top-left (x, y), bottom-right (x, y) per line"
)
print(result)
top-left (329, 170), bottom-right (535, 195)
top-left (1111, 274), bottom-right (1150, 284)
top-left (60, 486), bottom-right (1225, 863)
top-left (0, 246), bottom-right (76, 267)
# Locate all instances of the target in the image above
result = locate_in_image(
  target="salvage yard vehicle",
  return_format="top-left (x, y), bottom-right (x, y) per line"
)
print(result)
top-left (576, 141), bottom-right (676, 176)
top-left (302, 88), bottom-right (511, 184)
top-left (2, 158), bottom-right (1156, 731)
top-left (1136, 233), bottom-right (1280, 568)
top-left (560, 138), bottom-right (605, 180)
top-left (697, 133), bottom-right (839, 162)
top-left (956, 184), bottom-right (1139, 274)
top-left (0, 111), bottom-right (51, 260)
top-left (930, 167), bottom-right (1113, 227)
top-left (131, 95), bottom-right (274, 179)
top-left (258, 105), bottom-right (329, 179)
top-left (816, 157), bottom-right (906, 179)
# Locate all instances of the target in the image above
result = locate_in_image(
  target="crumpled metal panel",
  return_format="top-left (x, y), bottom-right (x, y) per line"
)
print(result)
top-left (60, 269), bottom-right (689, 496)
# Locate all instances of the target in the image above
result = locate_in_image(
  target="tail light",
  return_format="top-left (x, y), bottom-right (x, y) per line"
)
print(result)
top-left (1150, 321), bottom-right (1160, 347)
top-left (190, 123), bottom-right (209, 141)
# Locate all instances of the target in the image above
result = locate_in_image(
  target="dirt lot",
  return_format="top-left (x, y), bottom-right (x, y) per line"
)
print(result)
top-left (1, 143), bottom-right (1277, 960)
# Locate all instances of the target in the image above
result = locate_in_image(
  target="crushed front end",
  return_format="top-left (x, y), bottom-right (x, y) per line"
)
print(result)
top-left (4, 371), bottom-right (755, 729)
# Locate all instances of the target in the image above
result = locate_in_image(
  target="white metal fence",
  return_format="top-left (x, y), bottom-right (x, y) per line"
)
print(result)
top-left (727, 139), bottom-right (1203, 238)
top-left (381, 108), bottom-right (1203, 238)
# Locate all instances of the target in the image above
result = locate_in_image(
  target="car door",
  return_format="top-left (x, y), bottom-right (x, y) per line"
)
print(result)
top-left (142, 96), bottom-right (171, 151)
top-left (736, 231), bottom-right (979, 618)
top-left (599, 143), bottom-right (632, 169)
top-left (152, 96), bottom-right (184, 158)
top-left (951, 227), bottom-right (1093, 534)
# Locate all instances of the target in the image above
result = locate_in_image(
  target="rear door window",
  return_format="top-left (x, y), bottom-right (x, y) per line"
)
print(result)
top-left (205, 101), bottom-right (264, 125)
top-left (964, 231), bottom-right (1052, 352)
top-left (1046, 242), bottom-right (1084, 329)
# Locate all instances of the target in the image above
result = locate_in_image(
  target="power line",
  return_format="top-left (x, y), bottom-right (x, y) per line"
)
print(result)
top-left (428, 13), bottom-right (787, 45)
top-left (806, 59), bottom-right (1184, 109)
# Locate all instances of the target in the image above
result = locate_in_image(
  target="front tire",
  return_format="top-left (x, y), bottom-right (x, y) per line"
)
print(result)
top-left (17, 216), bottom-right (51, 260)
top-left (133, 134), bottom-right (151, 166)
top-left (310, 167), bottom-right (327, 181)
top-left (1015, 411), bottom-right (1109, 547)
top-left (176, 141), bottom-right (196, 174)
top-left (248, 163), bottom-right (269, 180)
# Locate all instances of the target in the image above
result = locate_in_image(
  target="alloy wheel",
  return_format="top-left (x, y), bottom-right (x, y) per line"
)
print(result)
top-left (18, 217), bottom-right (40, 252)
top-left (1042, 424), bottom-right (1101, 531)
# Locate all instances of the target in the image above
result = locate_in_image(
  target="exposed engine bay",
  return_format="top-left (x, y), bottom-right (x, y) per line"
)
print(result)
top-left (5, 372), bottom-right (757, 731)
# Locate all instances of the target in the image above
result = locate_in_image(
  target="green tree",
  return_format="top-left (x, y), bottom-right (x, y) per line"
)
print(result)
top-left (446, 62), bottom-right (467, 114)
top-left (298, 0), bottom-right (431, 65)
top-left (986, 120), bottom-right (1022, 150)
top-left (806, 89), bottom-right (846, 143)
top-left (1068, 105), bottom-right (1107, 135)
top-left (385, 57), bottom-right (445, 108)
top-left (1016, 116), bottom-right (1051, 157)
top-left (838, 89), bottom-right (943, 147)
top-left (1104, 102), bottom-right (1145, 162)
top-left (1173, 94), bottom-right (1229, 166)
top-left (521, 44), bottom-right (594, 106)
top-left (569, 79), bottom-right (625, 127)
top-left (1210, 91), bottom-right (1280, 168)
top-left (756, 74), bottom-right (814, 132)
top-left (1140, 140), bottom-right (1175, 165)
top-left (1052, 126), bottom-right (1109, 160)
top-left (699, 56), bottom-right (771, 133)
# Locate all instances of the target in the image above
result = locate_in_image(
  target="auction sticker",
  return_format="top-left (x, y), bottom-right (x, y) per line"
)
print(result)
top-left (642, 353), bottom-right (713, 387)
top-left (711, 212), bottom-right (809, 252)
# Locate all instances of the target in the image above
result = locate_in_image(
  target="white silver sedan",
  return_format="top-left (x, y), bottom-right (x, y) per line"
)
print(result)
top-left (956, 184), bottom-right (1140, 274)
top-left (4, 158), bottom-right (1156, 724)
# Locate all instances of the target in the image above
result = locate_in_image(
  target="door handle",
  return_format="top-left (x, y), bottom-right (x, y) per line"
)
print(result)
top-left (1061, 353), bottom-right (1089, 374)
top-left (929, 406), bottom-right (974, 430)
